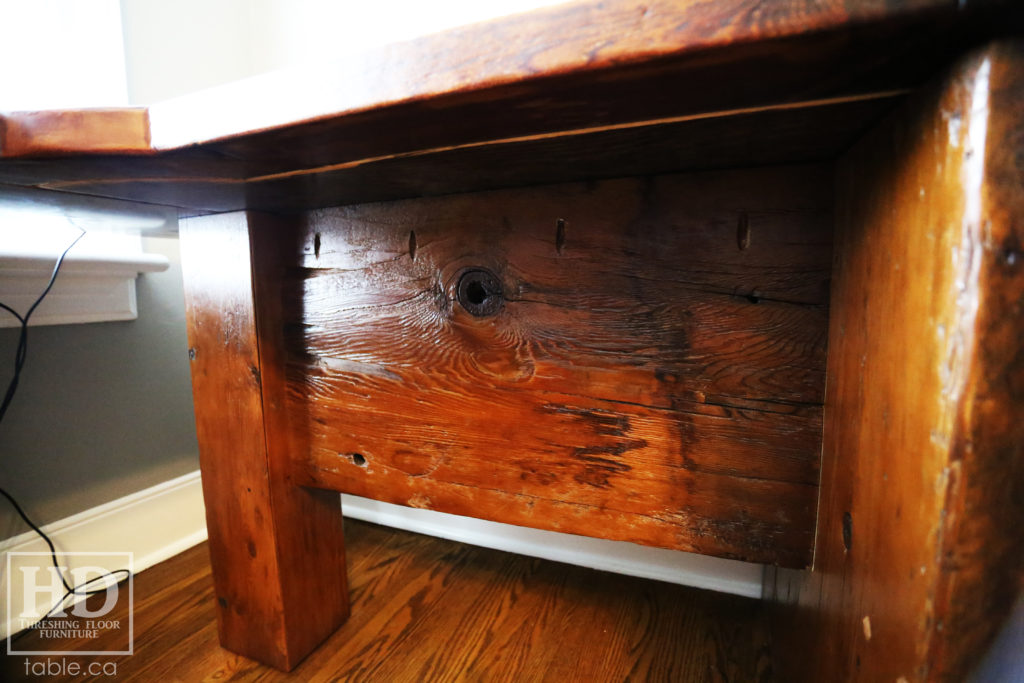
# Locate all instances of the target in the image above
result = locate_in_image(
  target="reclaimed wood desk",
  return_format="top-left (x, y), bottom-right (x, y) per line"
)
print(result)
top-left (1, 2), bottom-right (1021, 679)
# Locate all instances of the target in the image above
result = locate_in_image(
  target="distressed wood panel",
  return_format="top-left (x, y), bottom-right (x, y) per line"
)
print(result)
top-left (278, 165), bottom-right (831, 566)
top-left (767, 41), bottom-right (1024, 682)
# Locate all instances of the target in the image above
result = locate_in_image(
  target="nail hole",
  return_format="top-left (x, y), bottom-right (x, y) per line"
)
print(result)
top-left (188, 348), bottom-right (196, 361)
top-left (737, 211), bottom-right (750, 250)
top-left (409, 230), bottom-right (417, 261)
top-left (746, 291), bottom-right (761, 304)
top-left (988, 220), bottom-right (1014, 264)
top-left (556, 218), bottom-right (566, 254)
top-left (842, 511), bottom-right (852, 552)
top-left (348, 453), bottom-right (367, 467)
top-left (314, 232), bottom-right (322, 259)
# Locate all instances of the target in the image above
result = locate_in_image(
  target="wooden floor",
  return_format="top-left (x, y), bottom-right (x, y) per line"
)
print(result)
top-left (2, 520), bottom-right (773, 682)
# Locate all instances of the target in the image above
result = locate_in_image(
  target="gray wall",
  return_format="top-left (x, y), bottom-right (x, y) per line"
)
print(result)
top-left (0, 237), bottom-right (198, 534)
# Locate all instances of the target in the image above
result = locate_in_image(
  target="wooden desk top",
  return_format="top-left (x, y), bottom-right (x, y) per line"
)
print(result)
top-left (0, 0), bottom-right (1016, 212)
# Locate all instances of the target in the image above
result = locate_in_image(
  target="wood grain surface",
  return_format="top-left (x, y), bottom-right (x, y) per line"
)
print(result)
top-left (0, 0), bottom-right (977, 156)
top-left (0, 522), bottom-right (775, 682)
top-left (0, 96), bottom-right (895, 213)
top-left (0, 109), bottom-right (151, 157)
top-left (238, 95), bottom-right (895, 213)
top-left (142, 0), bottom-right (966, 151)
top-left (766, 41), bottom-right (1024, 682)
top-left (1, 0), bottom-right (1016, 212)
top-left (180, 212), bottom-right (349, 670)
top-left (270, 164), bottom-right (831, 567)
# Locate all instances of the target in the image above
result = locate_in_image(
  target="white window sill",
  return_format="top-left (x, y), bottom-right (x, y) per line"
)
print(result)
top-left (0, 189), bottom-right (175, 328)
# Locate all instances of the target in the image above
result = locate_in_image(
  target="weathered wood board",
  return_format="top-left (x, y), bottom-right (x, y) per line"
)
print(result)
top-left (271, 164), bottom-right (832, 566)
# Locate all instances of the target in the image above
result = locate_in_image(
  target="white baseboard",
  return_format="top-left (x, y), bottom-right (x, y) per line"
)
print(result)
top-left (1, 469), bottom-right (762, 640)
top-left (341, 494), bottom-right (763, 599)
top-left (1, 470), bottom-right (207, 640)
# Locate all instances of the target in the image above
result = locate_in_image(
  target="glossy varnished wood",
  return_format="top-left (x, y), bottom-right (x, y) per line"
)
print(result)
top-left (179, 213), bottom-right (349, 670)
top-left (0, 522), bottom-right (774, 682)
top-left (278, 165), bottom-right (830, 567)
top-left (767, 42), bottom-right (1024, 682)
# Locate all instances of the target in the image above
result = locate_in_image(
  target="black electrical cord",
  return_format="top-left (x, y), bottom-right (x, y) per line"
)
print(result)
top-left (2, 488), bottom-right (131, 643)
top-left (0, 228), bottom-right (85, 423)
top-left (1, 228), bottom-right (132, 643)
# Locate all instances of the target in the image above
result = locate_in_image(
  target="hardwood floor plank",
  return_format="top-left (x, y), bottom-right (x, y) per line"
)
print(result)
top-left (2, 520), bottom-right (771, 682)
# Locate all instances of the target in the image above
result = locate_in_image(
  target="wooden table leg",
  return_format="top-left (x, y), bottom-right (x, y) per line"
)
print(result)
top-left (766, 41), bottom-right (1024, 683)
top-left (180, 211), bottom-right (349, 671)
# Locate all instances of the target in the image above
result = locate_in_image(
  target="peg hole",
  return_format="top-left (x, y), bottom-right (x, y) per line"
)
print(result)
top-left (737, 211), bottom-right (750, 250)
top-left (842, 511), bottom-right (852, 552)
top-left (556, 218), bottom-right (567, 254)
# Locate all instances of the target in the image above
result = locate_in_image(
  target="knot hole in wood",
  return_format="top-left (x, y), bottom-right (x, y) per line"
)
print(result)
top-left (457, 268), bottom-right (504, 317)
